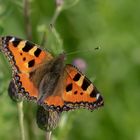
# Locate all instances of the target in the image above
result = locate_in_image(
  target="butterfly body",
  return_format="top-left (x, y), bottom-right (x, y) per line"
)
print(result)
top-left (37, 54), bottom-right (65, 105)
top-left (0, 36), bottom-right (104, 112)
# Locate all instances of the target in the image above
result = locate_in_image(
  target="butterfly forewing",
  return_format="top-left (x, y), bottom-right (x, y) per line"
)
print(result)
top-left (63, 64), bottom-right (104, 110)
top-left (1, 36), bottom-right (53, 73)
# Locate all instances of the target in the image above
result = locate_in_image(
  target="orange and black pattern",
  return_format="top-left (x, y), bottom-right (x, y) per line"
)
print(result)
top-left (0, 36), bottom-right (53, 73)
top-left (0, 36), bottom-right (104, 112)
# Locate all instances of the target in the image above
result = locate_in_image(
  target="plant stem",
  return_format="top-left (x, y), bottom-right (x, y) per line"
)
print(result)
top-left (50, 6), bottom-right (63, 26)
top-left (41, 3), bottom-right (63, 46)
top-left (23, 0), bottom-right (34, 139)
top-left (46, 131), bottom-right (52, 140)
top-left (63, 0), bottom-right (79, 10)
top-left (17, 101), bottom-right (25, 140)
top-left (23, 0), bottom-right (32, 40)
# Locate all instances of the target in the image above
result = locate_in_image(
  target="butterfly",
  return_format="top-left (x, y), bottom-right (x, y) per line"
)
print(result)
top-left (0, 36), bottom-right (104, 112)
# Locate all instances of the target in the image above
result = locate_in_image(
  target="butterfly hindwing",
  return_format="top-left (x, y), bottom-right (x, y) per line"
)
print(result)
top-left (13, 73), bottom-right (39, 100)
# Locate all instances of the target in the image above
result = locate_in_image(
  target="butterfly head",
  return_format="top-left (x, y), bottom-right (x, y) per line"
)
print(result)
top-left (57, 52), bottom-right (66, 61)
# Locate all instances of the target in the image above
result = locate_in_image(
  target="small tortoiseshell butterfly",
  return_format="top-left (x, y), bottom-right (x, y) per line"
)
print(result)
top-left (0, 36), bottom-right (104, 112)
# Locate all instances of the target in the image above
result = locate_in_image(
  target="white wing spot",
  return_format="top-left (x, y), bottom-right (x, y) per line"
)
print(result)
top-left (96, 93), bottom-right (100, 99)
top-left (9, 37), bottom-right (15, 42)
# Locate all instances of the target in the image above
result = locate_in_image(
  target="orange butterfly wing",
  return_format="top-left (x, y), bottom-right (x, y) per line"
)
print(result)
top-left (42, 64), bottom-right (104, 111)
top-left (63, 64), bottom-right (104, 110)
top-left (1, 36), bottom-right (53, 73)
top-left (1, 36), bottom-right (53, 101)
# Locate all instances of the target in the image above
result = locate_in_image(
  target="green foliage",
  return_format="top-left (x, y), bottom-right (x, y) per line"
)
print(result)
top-left (0, 0), bottom-right (140, 140)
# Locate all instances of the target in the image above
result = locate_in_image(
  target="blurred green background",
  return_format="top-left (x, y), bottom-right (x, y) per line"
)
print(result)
top-left (0, 0), bottom-right (140, 140)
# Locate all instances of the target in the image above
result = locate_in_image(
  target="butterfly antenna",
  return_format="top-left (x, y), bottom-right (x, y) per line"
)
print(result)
top-left (66, 46), bottom-right (101, 56)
